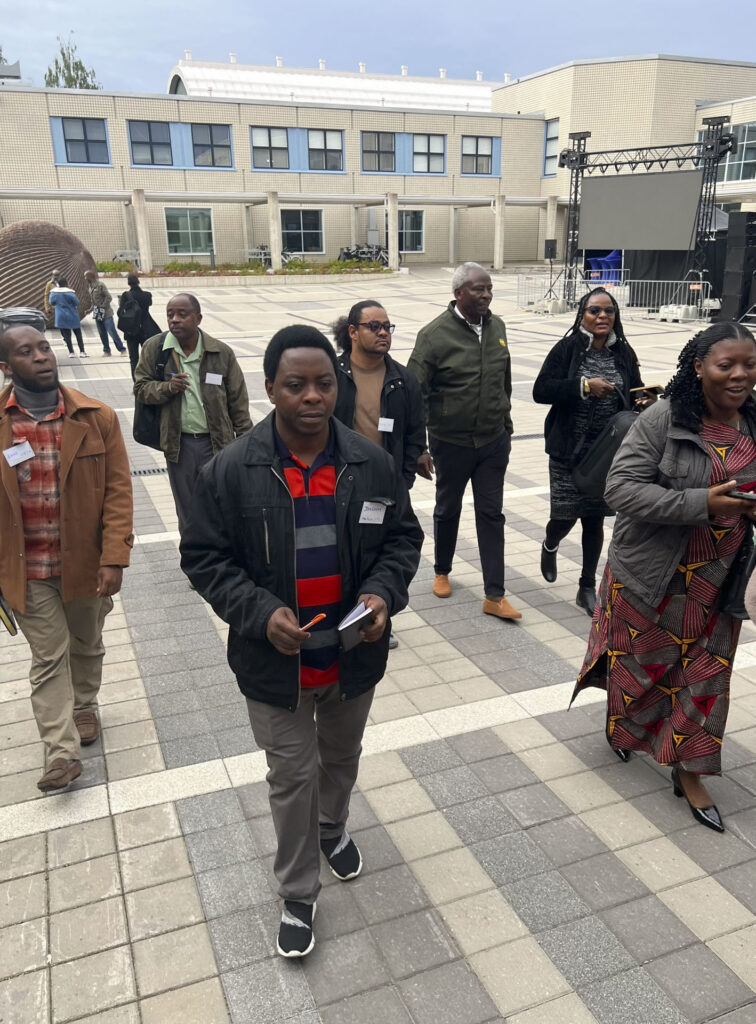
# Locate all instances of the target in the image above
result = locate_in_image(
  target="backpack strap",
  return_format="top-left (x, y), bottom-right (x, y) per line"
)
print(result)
top-left (154, 332), bottom-right (175, 381)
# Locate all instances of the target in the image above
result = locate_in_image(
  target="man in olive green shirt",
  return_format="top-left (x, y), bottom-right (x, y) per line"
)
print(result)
top-left (133, 293), bottom-right (252, 534)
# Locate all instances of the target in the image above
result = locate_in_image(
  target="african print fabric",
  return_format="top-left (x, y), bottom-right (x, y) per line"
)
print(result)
top-left (573, 421), bottom-right (756, 776)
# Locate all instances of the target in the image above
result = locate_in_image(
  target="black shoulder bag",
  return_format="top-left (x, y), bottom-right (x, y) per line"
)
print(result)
top-left (571, 389), bottom-right (639, 499)
top-left (133, 333), bottom-right (172, 450)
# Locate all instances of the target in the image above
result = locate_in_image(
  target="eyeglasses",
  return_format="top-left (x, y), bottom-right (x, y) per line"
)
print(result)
top-left (358, 320), bottom-right (396, 334)
top-left (586, 306), bottom-right (616, 317)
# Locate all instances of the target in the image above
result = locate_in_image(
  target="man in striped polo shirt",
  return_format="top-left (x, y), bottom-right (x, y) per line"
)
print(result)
top-left (182, 325), bottom-right (422, 958)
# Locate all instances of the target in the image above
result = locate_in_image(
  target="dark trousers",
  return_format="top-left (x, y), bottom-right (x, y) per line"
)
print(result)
top-left (60, 327), bottom-right (84, 353)
top-left (125, 338), bottom-right (142, 380)
top-left (545, 515), bottom-right (605, 588)
top-left (166, 434), bottom-right (214, 534)
top-left (430, 432), bottom-right (511, 599)
top-left (95, 316), bottom-right (125, 354)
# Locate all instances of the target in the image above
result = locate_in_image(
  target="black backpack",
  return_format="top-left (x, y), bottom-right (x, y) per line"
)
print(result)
top-left (133, 334), bottom-right (173, 450)
top-left (118, 292), bottom-right (143, 334)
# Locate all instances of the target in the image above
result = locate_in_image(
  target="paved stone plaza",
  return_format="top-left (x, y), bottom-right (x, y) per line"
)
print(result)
top-left (2, 267), bottom-right (756, 1024)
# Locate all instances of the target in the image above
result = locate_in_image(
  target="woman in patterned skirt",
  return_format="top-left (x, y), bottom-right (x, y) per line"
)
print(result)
top-left (534, 287), bottom-right (645, 615)
top-left (573, 321), bottom-right (756, 832)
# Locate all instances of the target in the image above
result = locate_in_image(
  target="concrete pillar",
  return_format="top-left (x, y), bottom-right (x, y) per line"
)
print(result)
top-left (492, 194), bottom-right (506, 272)
top-left (350, 206), bottom-right (359, 248)
top-left (386, 193), bottom-right (399, 271)
top-left (131, 189), bottom-right (152, 272)
top-left (121, 202), bottom-right (136, 252)
top-left (241, 204), bottom-right (252, 257)
top-left (267, 191), bottom-right (283, 271)
top-left (448, 206), bottom-right (457, 266)
top-left (545, 195), bottom-right (558, 258)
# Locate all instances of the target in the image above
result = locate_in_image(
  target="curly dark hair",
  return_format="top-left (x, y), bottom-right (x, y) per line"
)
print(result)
top-left (665, 320), bottom-right (756, 431)
top-left (332, 299), bottom-right (385, 352)
top-left (563, 286), bottom-right (628, 344)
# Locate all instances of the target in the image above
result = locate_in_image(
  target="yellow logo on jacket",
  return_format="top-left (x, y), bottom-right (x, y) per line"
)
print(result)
top-left (499, 338), bottom-right (507, 348)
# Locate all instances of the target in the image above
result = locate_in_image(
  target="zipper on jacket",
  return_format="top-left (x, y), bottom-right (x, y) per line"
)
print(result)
top-left (271, 464), bottom-right (301, 711)
top-left (262, 508), bottom-right (270, 564)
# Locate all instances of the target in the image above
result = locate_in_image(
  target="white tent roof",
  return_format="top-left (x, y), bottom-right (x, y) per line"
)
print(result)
top-left (168, 60), bottom-right (506, 112)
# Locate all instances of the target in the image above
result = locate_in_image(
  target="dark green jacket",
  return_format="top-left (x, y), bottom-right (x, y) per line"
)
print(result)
top-left (133, 331), bottom-right (252, 463)
top-left (408, 301), bottom-right (513, 447)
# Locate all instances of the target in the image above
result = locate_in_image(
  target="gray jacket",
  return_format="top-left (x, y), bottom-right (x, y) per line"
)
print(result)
top-left (605, 398), bottom-right (755, 606)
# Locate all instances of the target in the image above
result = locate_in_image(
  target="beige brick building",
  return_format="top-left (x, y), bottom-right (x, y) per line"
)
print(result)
top-left (1, 53), bottom-right (755, 270)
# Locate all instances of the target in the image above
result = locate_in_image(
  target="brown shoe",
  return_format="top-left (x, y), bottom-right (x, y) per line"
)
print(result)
top-left (37, 758), bottom-right (83, 791)
top-left (483, 597), bottom-right (522, 620)
top-left (433, 574), bottom-right (452, 598)
top-left (74, 711), bottom-right (100, 745)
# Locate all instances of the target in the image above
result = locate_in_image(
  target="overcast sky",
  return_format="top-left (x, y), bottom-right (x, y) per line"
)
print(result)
top-left (2, 0), bottom-right (755, 93)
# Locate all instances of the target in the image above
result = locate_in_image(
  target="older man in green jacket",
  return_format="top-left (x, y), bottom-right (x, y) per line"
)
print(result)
top-left (408, 262), bottom-right (520, 620)
top-left (134, 292), bottom-right (252, 533)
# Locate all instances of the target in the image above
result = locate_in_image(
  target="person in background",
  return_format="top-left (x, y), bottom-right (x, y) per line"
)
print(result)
top-left (133, 293), bottom-right (251, 534)
top-left (43, 268), bottom-right (60, 319)
top-left (533, 287), bottom-right (645, 615)
top-left (573, 321), bottom-right (756, 834)
top-left (333, 298), bottom-right (431, 649)
top-left (84, 270), bottom-right (126, 357)
top-left (0, 320), bottom-right (133, 791)
top-left (408, 262), bottom-right (520, 620)
top-left (48, 277), bottom-right (86, 358)
top-left (117, 272), bottom-right (162, 379)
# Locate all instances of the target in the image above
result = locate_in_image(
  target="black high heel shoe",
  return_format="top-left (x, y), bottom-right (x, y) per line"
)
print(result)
top-left (671, 767), bottom-right (724, 833)
top-left (613, 747), bottom-right (631, 763)
top-left (540, 542), bottom-right (557, 583)
top-left (576, 585), bottom-right (597, 616)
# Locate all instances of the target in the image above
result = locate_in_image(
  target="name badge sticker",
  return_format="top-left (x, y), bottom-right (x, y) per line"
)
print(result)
top-left (378, 417), bottom-right (394, 433)
top-left (3, 440), bottom-right (35, 467)
top-left (205, 372), bottom-right (223, 386)
top-left (359, 501), bottom-right (386, 525)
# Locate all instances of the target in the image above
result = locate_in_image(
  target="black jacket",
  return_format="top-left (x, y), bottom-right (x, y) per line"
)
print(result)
top-left (118, 287), bottom-right (161, 343)
top-left (532, 331), bottom-right (644, 458)
top-left (333, 351), bottom-right (426, 488)
top-left (180, 413), bottom-right (424, 709)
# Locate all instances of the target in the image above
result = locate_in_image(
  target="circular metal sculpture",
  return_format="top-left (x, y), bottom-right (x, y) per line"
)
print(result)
top-left (0, 221), bottom-right (97, 325)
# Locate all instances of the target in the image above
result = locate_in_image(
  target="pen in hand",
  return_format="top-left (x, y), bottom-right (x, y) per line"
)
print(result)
top-left (300, 612), bottom-right (326, 632)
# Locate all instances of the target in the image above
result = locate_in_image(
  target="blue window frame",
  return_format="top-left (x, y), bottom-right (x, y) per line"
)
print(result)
top-left (191, 123), bottom-right (232, 167)
top-left (128, 121), bottom-right (172, 166)
top-left (61, 117), bottom-right (109, 164)
top-left (413, 134), bottom-right (444, 173)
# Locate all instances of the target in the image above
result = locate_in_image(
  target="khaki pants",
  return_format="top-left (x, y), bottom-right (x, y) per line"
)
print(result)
top-left (14, 578), bottom-right (112, 762)
top-left (247, 683), bottom-right (375, 904)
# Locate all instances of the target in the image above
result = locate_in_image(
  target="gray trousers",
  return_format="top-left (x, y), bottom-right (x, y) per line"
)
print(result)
top-left (166, 433), bottom-right (214, 534)
top-left (247, 683), bottom-right (375, 904)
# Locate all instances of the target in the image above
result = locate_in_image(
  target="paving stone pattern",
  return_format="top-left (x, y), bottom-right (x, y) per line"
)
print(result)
top-left (1, 270), bottom-right (755, 1022)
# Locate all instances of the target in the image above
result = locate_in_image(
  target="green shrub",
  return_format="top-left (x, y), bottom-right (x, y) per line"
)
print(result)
top-left (96, 259), bottom-right (136, 273)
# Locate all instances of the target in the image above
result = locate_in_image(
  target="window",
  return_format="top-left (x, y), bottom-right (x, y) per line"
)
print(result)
top-left (399, 210), bottom-right (424, 252)
top-left (281, 209), bottom-right (323, 253)
top-left (413, 134), bottom-right (444, 173)
top-left (129, 121), bottom-right (172, 165)
top-left (308, 130), bottom-right (342, 171)
top-left (362, 132), bottom-right (395, 172)
top-left (165, 209), bottom-right (214, 254)
top-left (461, 135), bottom-right (493, 175)
top-left (716, 123), bottom-right (756, 183)
top-left (252, 127), bottom-right (289, 169)
top-left (543, 118), bottom-right (560, 176)
top-left (61, 118), bottom-right (108, 164)
top-left (191, 124), bottom-right (232, 167)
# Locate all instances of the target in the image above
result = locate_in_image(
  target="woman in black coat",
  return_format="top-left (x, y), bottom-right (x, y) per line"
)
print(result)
top-left (117, 272), bottom-right (162, 379)
top-left (532, 287), bottom-right (645, 615)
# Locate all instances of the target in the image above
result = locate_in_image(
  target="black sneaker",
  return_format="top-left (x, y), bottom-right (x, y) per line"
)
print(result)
top-left (320, 831), bottom-right (362, 880)
top-left (277, 900), bottom-right (316, 958)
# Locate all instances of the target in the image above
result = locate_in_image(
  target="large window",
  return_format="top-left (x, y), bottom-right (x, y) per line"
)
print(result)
top-left (129, 121), bottom-right (172, 165)
top-left (308, 130), bottom-right (342, 171)
top-left (461, 135), bottom-right (493, 175)
top-left (61, 118), bottom-right (108, 164)
top-left (252, 127), bottom-right (289, 169)
top-left (191, 124), bottom-right (232, 167)
top-left (399, 210), bottom-right (424, 252)
top-left (362, 132), bottom-right (395, 172)
top-left (543, 118), bottom-right (560, 176)
top-left (281, 209), bottom-right (323, 253)
top-left (717, 123), bottom-right (756, 183)
top-left (165, 209), bottom-right (214, 254)
top-left (413, 134), bottom-right (444, 173)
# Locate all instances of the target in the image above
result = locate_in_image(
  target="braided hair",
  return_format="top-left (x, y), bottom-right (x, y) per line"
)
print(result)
top-left (665, 321), bottom-right (756, 431)
top-left (332, 299), bottom-right (385, 352)
top-left (563, 286), bottom-right (628, 344)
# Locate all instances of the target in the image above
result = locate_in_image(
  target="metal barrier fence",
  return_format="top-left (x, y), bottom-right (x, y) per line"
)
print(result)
top-left (517, 275), bottom-right (717, 322)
